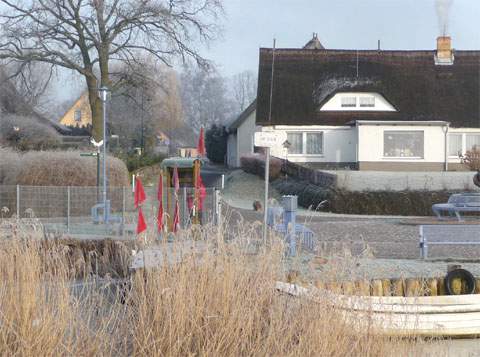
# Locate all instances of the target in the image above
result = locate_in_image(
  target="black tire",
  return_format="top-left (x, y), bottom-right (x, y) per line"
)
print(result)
top-left (445, 268), bottom-right (476, 295)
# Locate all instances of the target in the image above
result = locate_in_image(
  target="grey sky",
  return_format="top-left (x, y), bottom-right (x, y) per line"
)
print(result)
top-left (207, 0), bottom-right (480, 76)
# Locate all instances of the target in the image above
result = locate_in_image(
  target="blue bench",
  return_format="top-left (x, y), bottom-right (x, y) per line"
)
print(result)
top-left (432, 193), bottom-right (480, 222)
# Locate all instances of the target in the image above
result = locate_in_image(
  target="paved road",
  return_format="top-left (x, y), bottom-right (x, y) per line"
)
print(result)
top-left (224, 205), bottom-right (480, 260)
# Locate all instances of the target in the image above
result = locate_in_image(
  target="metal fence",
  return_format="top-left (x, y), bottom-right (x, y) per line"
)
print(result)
top-left (0, 185), bottom-right (220, 238)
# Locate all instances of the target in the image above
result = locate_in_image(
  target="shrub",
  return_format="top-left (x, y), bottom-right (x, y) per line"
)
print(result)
top-left (240, 154), bottom-right (282, 180)
top-left (205, 124), bottom-right (228, 163)
top-left (0, 114), bottom-right (61, 150)
top-left (119, 152), bottom-right (166, 173)
top-left (272, 178), bottom-right (458, 216)
top-left (0, 148), bottom-right (129, 186)
top-left (462, 146), bottom-right (480, 171)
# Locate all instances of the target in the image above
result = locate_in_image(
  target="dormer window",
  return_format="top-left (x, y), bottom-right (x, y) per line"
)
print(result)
top-left (341, 97), bottom-right (357, 108)
top-left (320, 92), bottom-right (396, 112)
top-left (360, 96), bottom-right (375, 107)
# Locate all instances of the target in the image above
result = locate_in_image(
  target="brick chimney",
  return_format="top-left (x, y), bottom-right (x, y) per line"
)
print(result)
top-left (435, 36), bottom-right (454, 65)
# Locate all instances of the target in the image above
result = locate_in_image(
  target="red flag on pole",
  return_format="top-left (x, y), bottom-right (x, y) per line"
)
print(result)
top-left (173, 166), bottom-right (180, 193)
top-left (172, 200), bottom-right (180, 233)
top-left (157, 173), bottom-right (164, 232)
top-left (134, 178), bottom-right (146, 208)
top-left (137, 207), bottom-right (147, 234)
top-left (197, 127), bottom-right (206, 157)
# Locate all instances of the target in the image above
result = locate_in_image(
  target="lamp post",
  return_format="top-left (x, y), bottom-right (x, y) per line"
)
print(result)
top-left (98, 86), bottom-right (110, 225)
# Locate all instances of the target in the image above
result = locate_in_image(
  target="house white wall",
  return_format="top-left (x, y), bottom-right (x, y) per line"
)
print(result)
top-left (267, 125), bottom-right (357, 164)
top-left (226, 133), bottom-right (237, 167)
top-left (226, 109), bottom-right (258, 167)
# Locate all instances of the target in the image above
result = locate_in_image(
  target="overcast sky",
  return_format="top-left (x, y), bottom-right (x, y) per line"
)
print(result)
top-left (206, 0), bottom-right (480, 76)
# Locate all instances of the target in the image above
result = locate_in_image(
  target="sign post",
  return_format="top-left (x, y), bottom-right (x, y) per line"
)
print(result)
top-left (254, 131), bottom-right (287, 242)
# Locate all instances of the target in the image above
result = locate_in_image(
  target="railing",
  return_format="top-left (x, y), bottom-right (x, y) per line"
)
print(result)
top-left (0, 185), bottom-right (220, 238)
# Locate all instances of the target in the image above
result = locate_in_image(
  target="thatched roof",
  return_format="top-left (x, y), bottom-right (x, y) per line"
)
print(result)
top-left (257, 47), bottom-right (480, 128)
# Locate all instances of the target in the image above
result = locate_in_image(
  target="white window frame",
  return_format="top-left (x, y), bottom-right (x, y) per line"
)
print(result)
top-left (359, 96), bottom-right (375, 107)
top-left (341, 97), bottom-right (357, 108)
top-left (383, 130), bottom-right (424, 159)
top-left (448, 133), bottom-right (464, 158)
top-left (286, 131), bottom-right (324, 156)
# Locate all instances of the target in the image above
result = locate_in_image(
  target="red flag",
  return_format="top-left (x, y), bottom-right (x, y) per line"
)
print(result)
top-left (173, 166), bottom-right (180, 193)
top-left (157, 173), bottom-right (164, 232)
top-left (197, 127), bottom-right (206, 157)
top-left (134, 177), bottom-right (146, 208)
top-left (137, 207), bottom-right (147, 234)
top-left (172, 200), bottom-right (180, 233)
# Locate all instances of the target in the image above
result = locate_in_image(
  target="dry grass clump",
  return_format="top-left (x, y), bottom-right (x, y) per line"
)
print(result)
top-left (0, 224), bottom-right (427, 355)
top-left (0, 148), bottom-right (128, 186)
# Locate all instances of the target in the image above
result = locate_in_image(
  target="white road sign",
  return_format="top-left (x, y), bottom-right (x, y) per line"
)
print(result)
top-left (254, 131), bottom-right (287, 148)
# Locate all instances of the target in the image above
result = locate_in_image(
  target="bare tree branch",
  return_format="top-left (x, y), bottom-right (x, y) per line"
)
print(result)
top-left (0, 0), bottom-right (223, 139)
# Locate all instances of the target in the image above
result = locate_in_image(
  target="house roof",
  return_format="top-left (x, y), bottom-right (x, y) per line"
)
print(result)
top-left (228, 99), bottom-right (256, 131)
top-left (256, 47), bottom-right (480, 128)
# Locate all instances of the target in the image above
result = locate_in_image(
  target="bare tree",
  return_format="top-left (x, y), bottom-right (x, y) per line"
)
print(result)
top-left (230, 70), bottom-right (257, 113)
top-left (0, 0), bottom-right (222, 140)
top-left (180, 64), bottom-right (234, 132)
top-left (110, 58), bottom-right (183, 152)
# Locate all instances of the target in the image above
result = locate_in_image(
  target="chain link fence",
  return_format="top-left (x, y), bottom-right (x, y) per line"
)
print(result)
top-left (0, 185), bottom-right (220, 238)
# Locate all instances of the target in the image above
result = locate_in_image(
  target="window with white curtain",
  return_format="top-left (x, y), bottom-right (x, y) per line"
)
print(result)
top-left (466, 134), bottom-right (480, 152)
top-left (287, 132), bottom-right (303, 154)
top-left (286, 132), bottom-right (324, 155)
top-left (384, 131), bottom-right (424, 158)
top-left (359, 96), bottom-right (375, 107)
top-left (448, 134), bottom-right (463, 157)
top-left (341, 97), bottom-right (357, 107)
top-left (306, 133), bottom-right (323, 154)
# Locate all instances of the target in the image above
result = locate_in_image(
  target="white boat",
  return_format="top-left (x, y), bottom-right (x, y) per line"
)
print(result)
top-left (276, 281), bottom-right (480, 337)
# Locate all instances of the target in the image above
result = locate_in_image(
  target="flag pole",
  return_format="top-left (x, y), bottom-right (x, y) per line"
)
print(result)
top-left (263, 38), bottom-right (276, 243)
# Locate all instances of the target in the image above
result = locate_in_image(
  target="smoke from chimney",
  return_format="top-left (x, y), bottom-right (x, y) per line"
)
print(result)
top-left (435, 0), bottom-right (454, 36)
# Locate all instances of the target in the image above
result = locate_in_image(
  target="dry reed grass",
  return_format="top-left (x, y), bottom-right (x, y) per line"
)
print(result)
top-left (0, 222), bottom-right (431, 356)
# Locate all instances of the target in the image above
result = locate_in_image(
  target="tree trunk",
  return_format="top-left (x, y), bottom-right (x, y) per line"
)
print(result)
top-left (86, 75), bottom-right (103, 141)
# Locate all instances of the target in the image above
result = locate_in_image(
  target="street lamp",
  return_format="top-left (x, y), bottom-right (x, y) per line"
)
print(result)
top-left (98, 86), bottom-right (110, 225)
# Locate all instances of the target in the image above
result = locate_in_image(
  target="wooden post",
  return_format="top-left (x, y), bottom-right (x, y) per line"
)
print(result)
top-left (355, 280), bottom-right (370, 296)
top-left (426, 278), bottom-right (438, 296)
top-left (370, 280), bottom-right (383, 296)
top-left (342, 281), bottom-right (355, 295)
top-left (381, 279), bottom-right (392, 296)
top-left (391, 279), bottom-right (405, 297)
top-left (405, 278), bottom-right (421, 297)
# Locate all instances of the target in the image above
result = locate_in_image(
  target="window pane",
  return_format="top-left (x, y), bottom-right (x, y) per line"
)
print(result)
top-left (384, 131), bottom-right (424, 158)
top-left (448, 134), bottom-right (463, 156)
top-left (74, 110), bottom-right (82, 121)
top-left (466, 134), bottom-right (480, 152)
top-left (360, 97), bottom-right (375, 107)
top-left (341, 97), bottom-right (356, 107)
top-left (287, 133), bottom-right (303, 154)
top-left (306, 133), bottom-right (323, 154)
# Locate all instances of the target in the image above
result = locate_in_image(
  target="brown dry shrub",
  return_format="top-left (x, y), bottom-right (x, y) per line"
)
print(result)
top-left (240, 153), bottom-right (282, 180)
top-left (462, 146), bottom-right (480, 171)
top-left (1, 148), bottom-right (128, 186)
